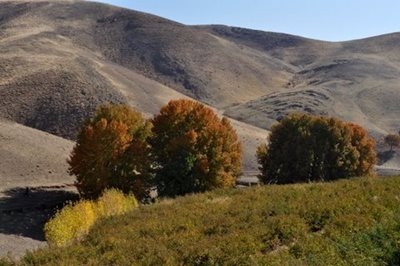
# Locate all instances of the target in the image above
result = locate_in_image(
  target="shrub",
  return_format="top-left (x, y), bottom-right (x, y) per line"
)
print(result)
top-left (68, 104), bottom-right (152, 199)
top-left (0, 257), bottom-right (15, 266)
top-left (263, 215), bottom-right (308, 250)
top-left (151, 99), bottom-right (242, 197)
top-left (384, 134), bottom-right (400, 151)
top-left (257, 114), bottom-right (376, 184)
top-left (96, 188), bottom-right (138, 217)
top-left (45, 189), bottom-right (138, 247)
top-left (44, 200), bottom-right (96, 247)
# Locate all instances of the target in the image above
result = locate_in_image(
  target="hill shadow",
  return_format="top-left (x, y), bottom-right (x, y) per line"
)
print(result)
top-left (377, 150), bottom-right (396, 165)
top-left (0, 187), bottom-right (79, 240)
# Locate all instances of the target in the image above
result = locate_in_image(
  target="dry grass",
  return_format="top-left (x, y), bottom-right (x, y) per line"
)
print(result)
top-left (16, 176), bottom-right (400, 265)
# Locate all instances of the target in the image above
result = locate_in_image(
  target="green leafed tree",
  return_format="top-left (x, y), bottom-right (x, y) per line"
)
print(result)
top-left (257, 114), bottom-right (376, 184)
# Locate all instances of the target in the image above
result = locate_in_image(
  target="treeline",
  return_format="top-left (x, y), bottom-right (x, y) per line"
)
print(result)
top-left (68, 99), bottom-right (377, 201)
top-left (41, 99), bottom-right (379, 247)
top-left (69, 99), bottom-right (242, 200)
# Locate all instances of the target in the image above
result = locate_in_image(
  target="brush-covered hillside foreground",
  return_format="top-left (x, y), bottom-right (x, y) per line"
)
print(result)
top-left (11, 176), bottom-right (399, 265)
top-left (1, 0), bottom-right (400, 261)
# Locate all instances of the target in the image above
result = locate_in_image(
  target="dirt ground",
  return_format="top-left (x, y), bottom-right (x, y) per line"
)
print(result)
top-left (0, 186), bottom-right (78, 258)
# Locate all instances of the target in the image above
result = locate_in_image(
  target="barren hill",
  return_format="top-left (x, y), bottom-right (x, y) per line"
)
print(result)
top-left (0, 0), bottom-right (399, 170)
top-left (0, 119), bottom-right (74, 191)
top-left (0, 0), bottom-right (283, 139)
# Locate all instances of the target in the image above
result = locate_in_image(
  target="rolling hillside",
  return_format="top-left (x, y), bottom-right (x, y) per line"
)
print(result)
top-left (0, 119), bottom-right (73, 191)
top-left (1, 0), bottom-right (400, 259)
top-left (0, 0), bottom-right (400, 172)
top-left (1, 0), bottom-right (399, 144)
top-left (20, 176), bottom-right (400, 265)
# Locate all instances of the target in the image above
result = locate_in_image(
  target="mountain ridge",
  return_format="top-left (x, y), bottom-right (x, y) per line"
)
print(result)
top-left (0, 0), bottom-right (399, 170)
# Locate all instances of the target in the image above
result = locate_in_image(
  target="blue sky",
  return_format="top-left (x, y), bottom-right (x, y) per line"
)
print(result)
top-left (93, 0), bottom-right (400, 41)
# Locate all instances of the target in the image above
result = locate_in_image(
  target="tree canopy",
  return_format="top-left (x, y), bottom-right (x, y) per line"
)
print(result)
top-left (68, 104), bottom-right (152, 199)
top-left (257, 114), bottom-right (376, 184)
top-left (151, 99), bottom-right (242, 197)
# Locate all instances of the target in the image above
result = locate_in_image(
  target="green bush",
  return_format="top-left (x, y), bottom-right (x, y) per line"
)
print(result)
top-left (44, 189), bottom-right (138, 247)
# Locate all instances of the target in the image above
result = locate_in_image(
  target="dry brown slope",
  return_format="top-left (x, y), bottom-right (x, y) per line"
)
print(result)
top-left (0, 119), bottom-right (74, 192)
top-left (0, 0), bottom-right (399, 169)
top-left (0, 0), bottom-right (290, 141)
top-left (0, 119), bottom-right (75, 259)
top-left (0, 0), bottom-right (272, 171)
top-left (214, 27), bottom-right (400, 137)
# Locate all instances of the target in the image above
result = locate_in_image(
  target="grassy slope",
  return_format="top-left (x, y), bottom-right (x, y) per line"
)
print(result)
top-left (22, 176), bottom-right (400, 265)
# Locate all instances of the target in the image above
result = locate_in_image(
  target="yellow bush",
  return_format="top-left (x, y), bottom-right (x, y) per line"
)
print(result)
top-left (44, 200), bottom-right (96, 247)
top-left (45, 189), bottom-right (138, 247)
top-left (95, 189), bottom-right (138, 217)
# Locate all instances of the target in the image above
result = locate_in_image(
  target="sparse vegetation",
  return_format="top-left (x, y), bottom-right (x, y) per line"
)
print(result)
top-left (20, 176), bottom-right (400, 265)
top-left (384, 134), bottom-right (400, 151)
top-left (44, 189), bottom-right (138, 247)
top-left (151, 99), bottom-right (242, 197)
top-left (68, 104), bottom-right (152, 200)
top-left (257, 114), bottom-right (376, 184)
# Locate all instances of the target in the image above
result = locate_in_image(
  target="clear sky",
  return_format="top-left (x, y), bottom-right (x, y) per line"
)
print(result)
top-left (93, 0), bottom-right (400, 42)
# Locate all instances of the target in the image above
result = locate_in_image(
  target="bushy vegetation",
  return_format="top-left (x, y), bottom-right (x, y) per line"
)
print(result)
top-left (23, 176), bottom-right (400, 265)
top-left (44, 189), bottom-right (138, 247)
top-left (257, 114), bottom-right (376, 184)
top-left (384, 134), bottom-right (400, 151)
top-left (151, 99), bottom-right (242, 197)
top-left (0, 257), bottom-right (15, 266)
top-left (68, 104), bottom-right (152, 199)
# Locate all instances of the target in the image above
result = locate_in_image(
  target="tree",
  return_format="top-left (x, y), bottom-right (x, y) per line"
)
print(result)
top-left (151, 99), bottom-right (242, 197)
top-left (348, 123), bottom-right (377, 176)
top-left (384, 134), bottom-right (400, 151)
top-left (257, 114), bottom-right (376, 184)
top-left (68, 104), bottom-right (152, 199)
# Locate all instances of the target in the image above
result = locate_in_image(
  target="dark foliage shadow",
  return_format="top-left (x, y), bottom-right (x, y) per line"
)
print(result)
top-left (377, 150), bottom-right (396, 165)
top-left (0, 187), bottom-right (79, 241)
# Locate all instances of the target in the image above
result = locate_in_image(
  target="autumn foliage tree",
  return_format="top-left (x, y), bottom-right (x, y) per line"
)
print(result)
top-left (151, 99), bottom-right (242, 197)
top-left (68, 104), bottom-right (152, 199)
top-left (257, 114), bottom-right (376, 184)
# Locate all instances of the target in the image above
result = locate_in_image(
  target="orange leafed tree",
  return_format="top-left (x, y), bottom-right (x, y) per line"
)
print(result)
top-left (348, 123), bottom-right (377, 176)
top-left (151, 99), bottom-right (242, 197)
top-left (68, 104), bottom-right (152, 199)
top-left (257, 114), bottom-right (376, 184)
